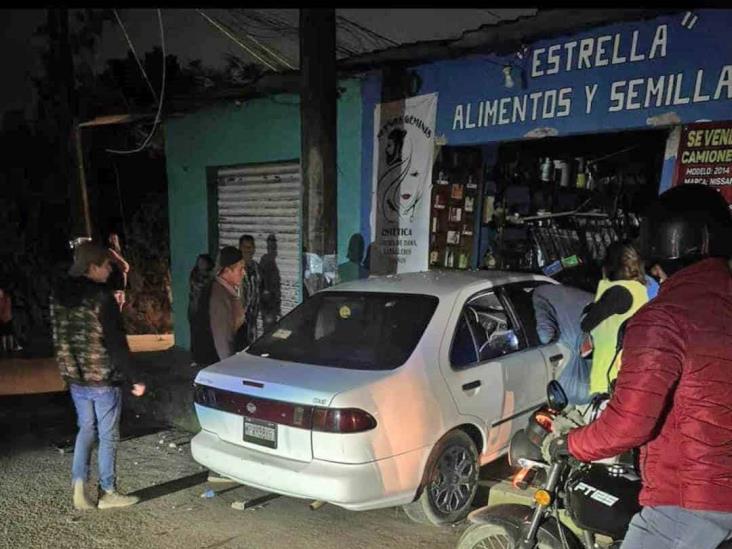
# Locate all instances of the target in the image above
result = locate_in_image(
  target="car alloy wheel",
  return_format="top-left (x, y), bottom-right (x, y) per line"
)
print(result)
top-left (428, 443), bottom-right (478, 514)
top-left (403, 429), bottom-right (480, 526)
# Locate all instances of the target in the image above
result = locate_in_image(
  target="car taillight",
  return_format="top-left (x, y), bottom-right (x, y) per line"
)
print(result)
top-left (311, 407), bottom-right (377, 433)
top-left (193, 383), bottom-right (216, 407)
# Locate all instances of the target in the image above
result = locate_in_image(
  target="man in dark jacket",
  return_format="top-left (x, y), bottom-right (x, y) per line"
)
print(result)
top-left (50, 242), bottom-right (146, 510)
top-left (210, 246), bottom-right (246, 360)
top-left (546, 185), bottom-right (732, 549)
top-left (189, 246), bottom-right (246, 366)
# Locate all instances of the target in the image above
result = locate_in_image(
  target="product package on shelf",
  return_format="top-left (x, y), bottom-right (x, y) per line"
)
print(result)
top-left (429, 147), bottom-right (483, 270)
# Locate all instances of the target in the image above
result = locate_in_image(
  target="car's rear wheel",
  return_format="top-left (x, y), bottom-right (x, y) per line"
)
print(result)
top-left (403, 429), bottom-right (479, 526)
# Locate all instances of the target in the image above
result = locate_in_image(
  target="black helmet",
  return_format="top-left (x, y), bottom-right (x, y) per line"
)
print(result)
top-left (639, 184), bottom-right (731, 265)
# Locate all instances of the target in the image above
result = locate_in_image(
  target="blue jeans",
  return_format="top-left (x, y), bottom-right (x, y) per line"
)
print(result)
top-left (622, 506), bottom-right (732, 549)
top-left (69, 384), bottom-right (122, 492)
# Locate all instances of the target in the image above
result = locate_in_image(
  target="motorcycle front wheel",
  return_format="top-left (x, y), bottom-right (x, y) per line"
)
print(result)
top-left (457, 521), bottom-right (581, 549)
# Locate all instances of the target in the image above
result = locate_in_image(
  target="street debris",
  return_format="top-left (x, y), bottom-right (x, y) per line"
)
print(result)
top-left (230, 493), bottom-right (280, 511)
top-left (207, 474), bottom-right (235, 483)
top-left (200, 489), bottom-right (216, 499)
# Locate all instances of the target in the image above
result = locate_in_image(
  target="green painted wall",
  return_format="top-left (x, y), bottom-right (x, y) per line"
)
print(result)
top-left (165, 79), bottom-right (363, 349)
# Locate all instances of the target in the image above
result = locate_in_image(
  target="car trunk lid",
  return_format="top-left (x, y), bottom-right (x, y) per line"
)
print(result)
top-left (194, 352), bottom-right (390, 462)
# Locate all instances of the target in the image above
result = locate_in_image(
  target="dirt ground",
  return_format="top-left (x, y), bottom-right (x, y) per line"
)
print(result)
top-left (0, 341), bottom-right (519, 549)
top-left (0, 403), bottom-right (467, 549)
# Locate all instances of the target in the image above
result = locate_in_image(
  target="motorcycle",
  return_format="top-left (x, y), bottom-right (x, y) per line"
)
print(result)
top-left (457, 380), bottom-right (642, 549)
top-left (459, 379), bottom-right (732, 549)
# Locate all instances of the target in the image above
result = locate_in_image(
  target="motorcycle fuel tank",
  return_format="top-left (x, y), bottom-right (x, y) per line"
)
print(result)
top-left (565, 463), bottom-right (642, 540)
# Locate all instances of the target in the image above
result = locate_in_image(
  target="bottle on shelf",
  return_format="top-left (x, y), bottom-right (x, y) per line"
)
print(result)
top-left (575, 157), bottom-right (586, 189)
top-left (540, 157), bottom-right (553, 182)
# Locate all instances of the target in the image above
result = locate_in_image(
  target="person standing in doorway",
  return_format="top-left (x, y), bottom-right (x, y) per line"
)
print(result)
top-left (209, 246), bottom-right (247, 360)
top-left (188, 253), bottom-right (214, 367)
top-left (238, 235), bottom-right (262, 345)
top-left (49, 241), bottom-right (146, 510)
top-left (259, 234), bottom-right (281, 331)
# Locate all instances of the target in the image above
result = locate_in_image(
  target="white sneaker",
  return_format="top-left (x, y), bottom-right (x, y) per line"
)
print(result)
top-left (72, 480), bottom-right (95, 510)
top-left (97, 490), bottom-right (140, 509)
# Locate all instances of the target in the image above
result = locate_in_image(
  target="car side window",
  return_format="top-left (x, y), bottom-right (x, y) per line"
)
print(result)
top-left (450, 290), bottom-right (523, 370)
top-left (500, 282), bottom-right (552, 348)
top-left (467, 291), bottom-right (521, 361)
top-left (450, 312), bottom-right (478, 369)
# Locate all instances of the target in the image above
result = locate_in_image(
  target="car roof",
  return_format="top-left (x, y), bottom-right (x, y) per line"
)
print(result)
top-left (326, 269), bottom-right (555, 300)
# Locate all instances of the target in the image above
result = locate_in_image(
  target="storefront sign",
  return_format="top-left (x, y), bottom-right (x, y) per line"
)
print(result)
top-left (370, 93), bottom-right (438, 274)
top-left (414, 10), bottom-right (732, 144)
top-left (673, 121), bottom-right (732, 203)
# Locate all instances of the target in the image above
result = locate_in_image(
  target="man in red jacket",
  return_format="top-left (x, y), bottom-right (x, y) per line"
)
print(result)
top-left (547, 185), bottom-right (732, 549)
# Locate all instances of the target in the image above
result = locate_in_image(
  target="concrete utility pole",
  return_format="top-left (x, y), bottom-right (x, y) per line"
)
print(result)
top-left (299, 9), bottom-right (337, 295)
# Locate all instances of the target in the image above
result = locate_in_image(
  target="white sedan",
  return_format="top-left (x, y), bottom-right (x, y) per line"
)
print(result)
top-left (191, 270), bottom-right (566, 525)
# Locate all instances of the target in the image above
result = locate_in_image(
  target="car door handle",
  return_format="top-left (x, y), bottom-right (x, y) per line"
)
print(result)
top-left (549, 354), bottom-right (564, 363)
top-left (462, 380), bottom-right (481, 391)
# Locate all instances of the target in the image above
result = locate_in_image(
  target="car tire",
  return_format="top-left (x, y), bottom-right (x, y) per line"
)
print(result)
top-left (403, 429), bottom-right (479, 526)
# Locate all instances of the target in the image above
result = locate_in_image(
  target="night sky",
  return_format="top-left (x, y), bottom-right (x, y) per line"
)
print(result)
top-left (0, 8), bottom-right (537, 121)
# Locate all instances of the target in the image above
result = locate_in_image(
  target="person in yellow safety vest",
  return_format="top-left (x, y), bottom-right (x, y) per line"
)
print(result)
top-left (580, 242), bottom-right (649, 395)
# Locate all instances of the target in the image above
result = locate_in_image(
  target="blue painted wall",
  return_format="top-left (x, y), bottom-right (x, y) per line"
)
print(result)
top-left (359, 73), bottom-right (383, 248)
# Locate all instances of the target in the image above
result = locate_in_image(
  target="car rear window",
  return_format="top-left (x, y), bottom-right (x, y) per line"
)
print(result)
top-left (247, 292), bottom-right (439, 370)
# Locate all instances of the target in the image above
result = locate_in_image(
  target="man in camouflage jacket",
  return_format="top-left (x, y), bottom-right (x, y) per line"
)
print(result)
top-left (50, 242), bottom-right (146, 510)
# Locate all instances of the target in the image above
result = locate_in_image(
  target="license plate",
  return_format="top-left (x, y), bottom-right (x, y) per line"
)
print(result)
top-left (243, 417), bottom-right (277, 449)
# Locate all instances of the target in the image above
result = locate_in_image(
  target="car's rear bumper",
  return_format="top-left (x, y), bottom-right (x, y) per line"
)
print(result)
top-left (191, 429), bottom-right (429, 511)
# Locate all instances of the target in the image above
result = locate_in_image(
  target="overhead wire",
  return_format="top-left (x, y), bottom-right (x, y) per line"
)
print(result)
top-left (336, 15), bottom-right (399, 47)
top-left (221, 12), bottom-right (296, 70)
top-left (227, 11), bottom-right (286, 38)
top-left (232, 9), bottom-right (298, 38)
top-left (481, 9), bottom-right (503, 20)
top-left (231, 9), bottom-right (394, 60)
top-left (106, 8), bottom-right (166, 155)
top-left (113, 9), bottom-right (158, 102)
top-left (336, 20), bottom-right (367, 52)
top-left (112, 161), bottom-right (129, 240)
top-left (197, 9), bottom-right (279, 71)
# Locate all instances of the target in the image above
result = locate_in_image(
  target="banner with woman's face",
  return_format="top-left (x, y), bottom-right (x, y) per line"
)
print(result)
top-left (370, 93), bottom-right (438, 275)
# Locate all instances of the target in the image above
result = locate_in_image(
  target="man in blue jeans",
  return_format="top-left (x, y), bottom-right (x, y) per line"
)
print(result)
top-left (50, 242), bottom-right (146, 510)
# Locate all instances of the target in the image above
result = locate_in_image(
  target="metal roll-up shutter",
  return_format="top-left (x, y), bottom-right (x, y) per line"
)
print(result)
top-left (216, 161), bottom-right (301, 317)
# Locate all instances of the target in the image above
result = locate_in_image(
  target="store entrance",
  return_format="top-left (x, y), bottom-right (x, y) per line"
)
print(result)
top-left (478, 128), bottom-right (668, 287)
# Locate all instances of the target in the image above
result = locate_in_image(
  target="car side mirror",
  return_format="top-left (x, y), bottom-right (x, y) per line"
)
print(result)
top-left (547, 380), bottom-right (568, 412)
